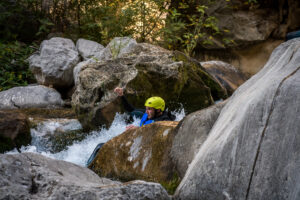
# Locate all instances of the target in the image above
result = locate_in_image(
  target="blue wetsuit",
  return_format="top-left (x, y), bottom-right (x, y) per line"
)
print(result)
top-left (121, 96), bottom-right (175, 127)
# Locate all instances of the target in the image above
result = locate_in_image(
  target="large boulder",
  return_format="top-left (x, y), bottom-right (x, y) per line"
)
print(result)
top-left (89, 121), bottom-right (180, 193)
top-left (0, 110), bottom-right (31, 153)
top-left (201, 61), bottom-right (247, 95)
top-left (95, 37), bottom-right (139, 60)
top-left (0, 153), bottom-right (170, 199)
top-left (73, 59), bottom-right (96, 85)
top-left (76, 38), bottom-right (104, 60)
top-left (28, 37), bottom-right (80, 88)
top-left (170, 101), bottom-right (226, 178)
top-left (0, 85), bottom-right (64, 109)
top-left (174, 0), bottom-right (300, 77)
top-left (174, 39), bottom-right (300, 199)
top-left (72, 41), bottom-right (226, 130)
top-left (170, 0), bottom-right (300, 49)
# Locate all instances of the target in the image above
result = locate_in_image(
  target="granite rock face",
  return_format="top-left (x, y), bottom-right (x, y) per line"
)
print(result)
top-left (0, 85), bottom-right (64, 109)
top-left (170, 101), bottom-right (227, 178)
top-left (0, 153), bottom-right (171, 200)
top-left (28, 37), bottom-right (79, 88)
top-left (174, 39), bottom-right (300, 200)
top-left (76, 38), bottom-right (104, 61)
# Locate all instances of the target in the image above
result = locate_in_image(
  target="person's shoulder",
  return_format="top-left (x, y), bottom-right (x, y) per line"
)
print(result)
top-left (155, 111), bottom-right (176, 121)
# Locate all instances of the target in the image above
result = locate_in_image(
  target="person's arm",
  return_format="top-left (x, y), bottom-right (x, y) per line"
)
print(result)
top-left (121, 96), bottom-right (135, 112)
top-left (114, 87), bottom-right (136, 112)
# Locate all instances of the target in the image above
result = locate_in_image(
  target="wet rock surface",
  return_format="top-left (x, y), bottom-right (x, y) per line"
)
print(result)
top-left (0, 110), bottom-right (31, 153)
top-left (201, 61), bottom-right (247, 95)
top-left (89, 121), bottom-right (180, 193)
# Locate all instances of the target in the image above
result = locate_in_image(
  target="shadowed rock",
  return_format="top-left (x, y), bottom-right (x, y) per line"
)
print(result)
top-left (201, 61), bottom-right (247, 95)
top-left (0, 110), bottom-right (31, 153)
top-left (170, 101), bottom-right (227, 178)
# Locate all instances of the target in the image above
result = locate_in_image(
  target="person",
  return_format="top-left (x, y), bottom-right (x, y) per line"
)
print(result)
top-left (114, 87), bottom-right (176, 130)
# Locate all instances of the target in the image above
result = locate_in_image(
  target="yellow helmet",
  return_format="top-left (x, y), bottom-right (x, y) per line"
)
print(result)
top-left (145, 97), bottom-right (165, 111)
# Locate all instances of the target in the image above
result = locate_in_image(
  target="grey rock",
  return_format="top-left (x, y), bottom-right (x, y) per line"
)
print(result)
top-left (201, 61), bottom-right (247, 95)
top-left (72, 42), bottom-right (225, 130)
top-left (28, 37), bottom-right (80, 88)
top-left (194, 0), bottom-right (278, 49)
top-left (106, 37), bottom-right (138, 58)
top-left (170, 101), bottom-right (226, 178)
top-left (76, 38), bottom-right (104, 61)
top-left (73, 59), bottom-right (96, 85)
top-left (95, 37), bottom-right (138, 60)
top-left (0, 153), bottom-right (170, 200)
top-left (0, 85), bottom-right (64, 109)
top-left (174, 38), bottom-right (300, 199)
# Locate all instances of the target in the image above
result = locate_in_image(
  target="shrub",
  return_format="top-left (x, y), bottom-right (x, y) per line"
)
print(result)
top-left (0, 41), bottom-right (36, 91)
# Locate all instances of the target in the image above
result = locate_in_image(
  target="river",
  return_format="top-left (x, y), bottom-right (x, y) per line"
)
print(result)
top-left (6, 110), bottom-right (185, 167)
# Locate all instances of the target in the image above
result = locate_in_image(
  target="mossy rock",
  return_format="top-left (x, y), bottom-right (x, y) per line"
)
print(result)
top-left (72, 43), bottom-right (226, 130)
top-left (125, 51), bottom-right (227, 113)
top-left (0, 110), bottom-right (31, 153)
top-left (89, 121), bottom-right (181, 194)
top-left (21, 108), bottom-right (76, 119)
top-left (48, 129), bottom-right (86, 153)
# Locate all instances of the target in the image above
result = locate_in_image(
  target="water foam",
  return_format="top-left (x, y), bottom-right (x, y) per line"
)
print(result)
top-left (6, 110), bottom-right (185, 167)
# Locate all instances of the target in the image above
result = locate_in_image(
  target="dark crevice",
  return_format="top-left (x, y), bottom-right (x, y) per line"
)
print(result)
top-left (30, 176), bottom-right (38, 194)
top-left (245, 66), bottom-right (300, 200)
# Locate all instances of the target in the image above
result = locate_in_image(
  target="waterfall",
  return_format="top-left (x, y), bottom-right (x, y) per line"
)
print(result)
top-left (6, 109), bottom-right (185, 167)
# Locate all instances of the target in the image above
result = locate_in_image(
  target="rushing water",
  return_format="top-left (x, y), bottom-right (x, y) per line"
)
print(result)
top-left (6, 109), bottom-right (185, 167)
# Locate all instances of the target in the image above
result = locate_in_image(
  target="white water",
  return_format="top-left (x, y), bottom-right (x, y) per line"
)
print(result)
top-left (7, 110), bottom-right (185, 167)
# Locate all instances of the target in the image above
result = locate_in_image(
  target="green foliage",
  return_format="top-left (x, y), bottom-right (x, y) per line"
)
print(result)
top-left (161, 172), bottom-right (181, 194)
top-left (36, 19), bottom-right (54, 37)
top-left (0, 0), bottom-right (42, 43)
top-left (76, 0), bottom-right (168, 45)
top-left (0, 42), bottom-right (36, 91)
top-left (162, 2), bottom-right (224, 56)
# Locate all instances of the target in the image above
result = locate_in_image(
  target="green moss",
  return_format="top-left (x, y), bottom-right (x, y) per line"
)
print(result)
top-left (125, 51), bottom-right (226, 114)
top-left (48, 129), bottom-right (86, 153)
top-left (161, 172), bottom-right (181, 194)
top-left (173, 51), bottom-right (227, 101)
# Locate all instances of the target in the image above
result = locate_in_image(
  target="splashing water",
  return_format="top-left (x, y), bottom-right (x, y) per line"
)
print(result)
top-left (6, 110), bottom-right (185, 167)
